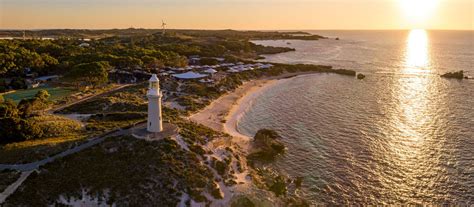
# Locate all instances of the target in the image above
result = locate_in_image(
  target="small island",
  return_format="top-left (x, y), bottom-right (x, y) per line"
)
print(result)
top-left (441, 70), bottom-right (465, 79)
top-left (357, 73), bottom-right (366, 80)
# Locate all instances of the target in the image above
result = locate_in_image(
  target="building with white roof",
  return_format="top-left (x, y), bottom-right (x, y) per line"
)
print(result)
top-left (172, 71), bottom-right (208, 80)
top-left (203, 69), bottom-right (218, 74)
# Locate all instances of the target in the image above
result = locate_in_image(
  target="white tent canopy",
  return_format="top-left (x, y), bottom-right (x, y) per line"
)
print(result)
top-left (172, 71), bottom-right (208, 79)
top-left (203, 69), bottom-right (218, 74)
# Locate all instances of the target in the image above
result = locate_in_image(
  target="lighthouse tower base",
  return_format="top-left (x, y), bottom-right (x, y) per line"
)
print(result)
top-left (131, 122), bottom-right (178, 141)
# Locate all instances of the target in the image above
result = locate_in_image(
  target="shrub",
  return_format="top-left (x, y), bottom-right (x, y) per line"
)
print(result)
top-left (231, 196), bottom-right (255, 207)
top-left (269, 175), bottom-right (287, 197)
top-left (214, 159), bottom-right (228, 176)
top-left (199, 57), bottom-right (219, 65)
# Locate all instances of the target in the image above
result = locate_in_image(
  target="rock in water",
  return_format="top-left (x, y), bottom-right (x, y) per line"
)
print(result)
top-left (441, 70), bottom-right (464, 79)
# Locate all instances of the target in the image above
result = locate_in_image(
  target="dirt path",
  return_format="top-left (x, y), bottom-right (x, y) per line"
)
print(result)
top-left (0, 171), bottom-right (33, 204)
top-left (0, 129), bottom-right (131, 204)
top-left (0, 84), bottom-right (134, 204)
top-left (49, 84), bottom-right (132, 113)
top-left (0, 129), bottom-right (128, 172)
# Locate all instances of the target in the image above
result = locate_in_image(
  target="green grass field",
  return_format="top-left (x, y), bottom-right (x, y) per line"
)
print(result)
top-left (3, 87), bottom-right (76, 103)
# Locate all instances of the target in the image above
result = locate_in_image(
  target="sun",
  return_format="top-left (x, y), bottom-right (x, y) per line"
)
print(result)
top-left (400, 0), bottom-right (440, 22)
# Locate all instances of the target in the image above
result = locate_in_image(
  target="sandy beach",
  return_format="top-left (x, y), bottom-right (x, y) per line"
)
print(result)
top-left (190, 79), bottom-right (275, 139)
top-left (189, 71), bottom-right (320, 145)
top-left (189, 72), bottom-right (319, 206)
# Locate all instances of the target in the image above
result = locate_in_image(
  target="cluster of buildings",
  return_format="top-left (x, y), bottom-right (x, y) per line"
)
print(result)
top-left (4, 67), bottom-right (61, 89)
top-left (226, 62), bottom-right (274, 73)
top-left (157, 61), bottom-right (274, 83)
top-left (160, 62), bottom-right (274, 75)
top-left (9, 55), bottom-right (275, 89)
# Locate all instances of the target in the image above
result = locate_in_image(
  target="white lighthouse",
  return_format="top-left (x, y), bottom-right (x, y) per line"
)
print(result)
top-left (147, 74), bottom-right (163, 132)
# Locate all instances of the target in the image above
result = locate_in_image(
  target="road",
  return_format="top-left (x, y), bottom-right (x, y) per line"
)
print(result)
top-left (0, 84), bottom-right (134, 204)
top-left (48, 84), bottom-right (131, 113)
top-left (0, 129), bottom-right (128, 172)
top-left (0, 171), bottom-right (33, 204)
top-left (0, 129), bottom-right (131, 204)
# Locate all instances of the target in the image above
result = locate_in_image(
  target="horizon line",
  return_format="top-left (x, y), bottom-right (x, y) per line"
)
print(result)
top-left (0, 28), bottom-right (473, 32)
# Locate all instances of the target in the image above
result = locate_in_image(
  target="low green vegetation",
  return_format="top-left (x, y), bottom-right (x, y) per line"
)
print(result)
top-left (176, 117), bottom-right (225, 145)
top-left (4, 136), bottom-right (221, 206)
top-left (175, 95), bottom-right (210, 113)
top-left (0, 170), bottom-right (21, 193)
top-left (0, 134), bottom-right (89, 164)
top-left (58, 83), bottom-right (147, 114)
top-left (30, 115), bottom-right (82, 138)
top-left (199, 57), bottom-right (220, 65)
top-left (85, 112), bottom-right (146, 132)
top-left (231, 195), bottom-right (256, 207)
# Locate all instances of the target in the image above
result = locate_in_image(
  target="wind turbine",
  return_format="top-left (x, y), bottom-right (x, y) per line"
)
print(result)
top-left (161, 20), bottom-right (167, 36)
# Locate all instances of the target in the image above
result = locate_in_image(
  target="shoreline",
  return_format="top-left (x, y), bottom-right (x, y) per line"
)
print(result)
top-left (189, 71), bottom-right (319, 206)
top-left (223, 79), bottom-right (277, 141)
top-left (189, 71), bottom-right (319, 146)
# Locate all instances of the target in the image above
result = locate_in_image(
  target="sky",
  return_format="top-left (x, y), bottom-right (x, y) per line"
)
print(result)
top-left (0, 0), bottom-right (472, 30)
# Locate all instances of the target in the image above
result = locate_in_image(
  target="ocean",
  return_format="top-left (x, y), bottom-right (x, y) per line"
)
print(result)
top-left (241, 30), bottom-right (474, 205)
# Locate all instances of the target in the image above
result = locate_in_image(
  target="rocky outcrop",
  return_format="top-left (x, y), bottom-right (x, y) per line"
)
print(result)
top-left (441, 71), bottom-right (464, 79)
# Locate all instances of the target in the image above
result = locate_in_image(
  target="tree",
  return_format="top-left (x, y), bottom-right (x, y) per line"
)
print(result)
top-left (200, 58), bottom-right (219, 66)
top-left (18, 119), bottom-right (43, 140)
top-left (9, 77), bottom-right (27, 90)
top-left (0, 41), bottom-right (46, 76)
top-left (116, 56), bottom-right (143, 69)
top-left (36, 53), bottom-right (59, 74)
top-left (35, 89), bottom-right (50, 101)
top-left (0, 99), bottom-right (44, 144)
top-left (142, 55), bottom-right (164, 69)
top-left (0, 117), bottom-right (22, 143)
top-left (64, 61), bottom-right (110, 87)
top-left (18, 90), bottom-right (51, 117)
top-left (0, 99), bottom-right (19, 118)
top-left (0, 100), bottom-right (25, 143)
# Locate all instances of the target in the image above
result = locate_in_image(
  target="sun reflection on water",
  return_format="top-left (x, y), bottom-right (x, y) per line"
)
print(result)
top-left (405, 29), bottom-right (430, 73)
top-left (382, 29), bottom-right (442, 201)
top-left (399, 29), bottom-right (434, 138)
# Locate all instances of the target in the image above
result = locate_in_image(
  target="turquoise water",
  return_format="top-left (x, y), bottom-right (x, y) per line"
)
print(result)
top-left (242, 30), bottom-right (474, 205)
